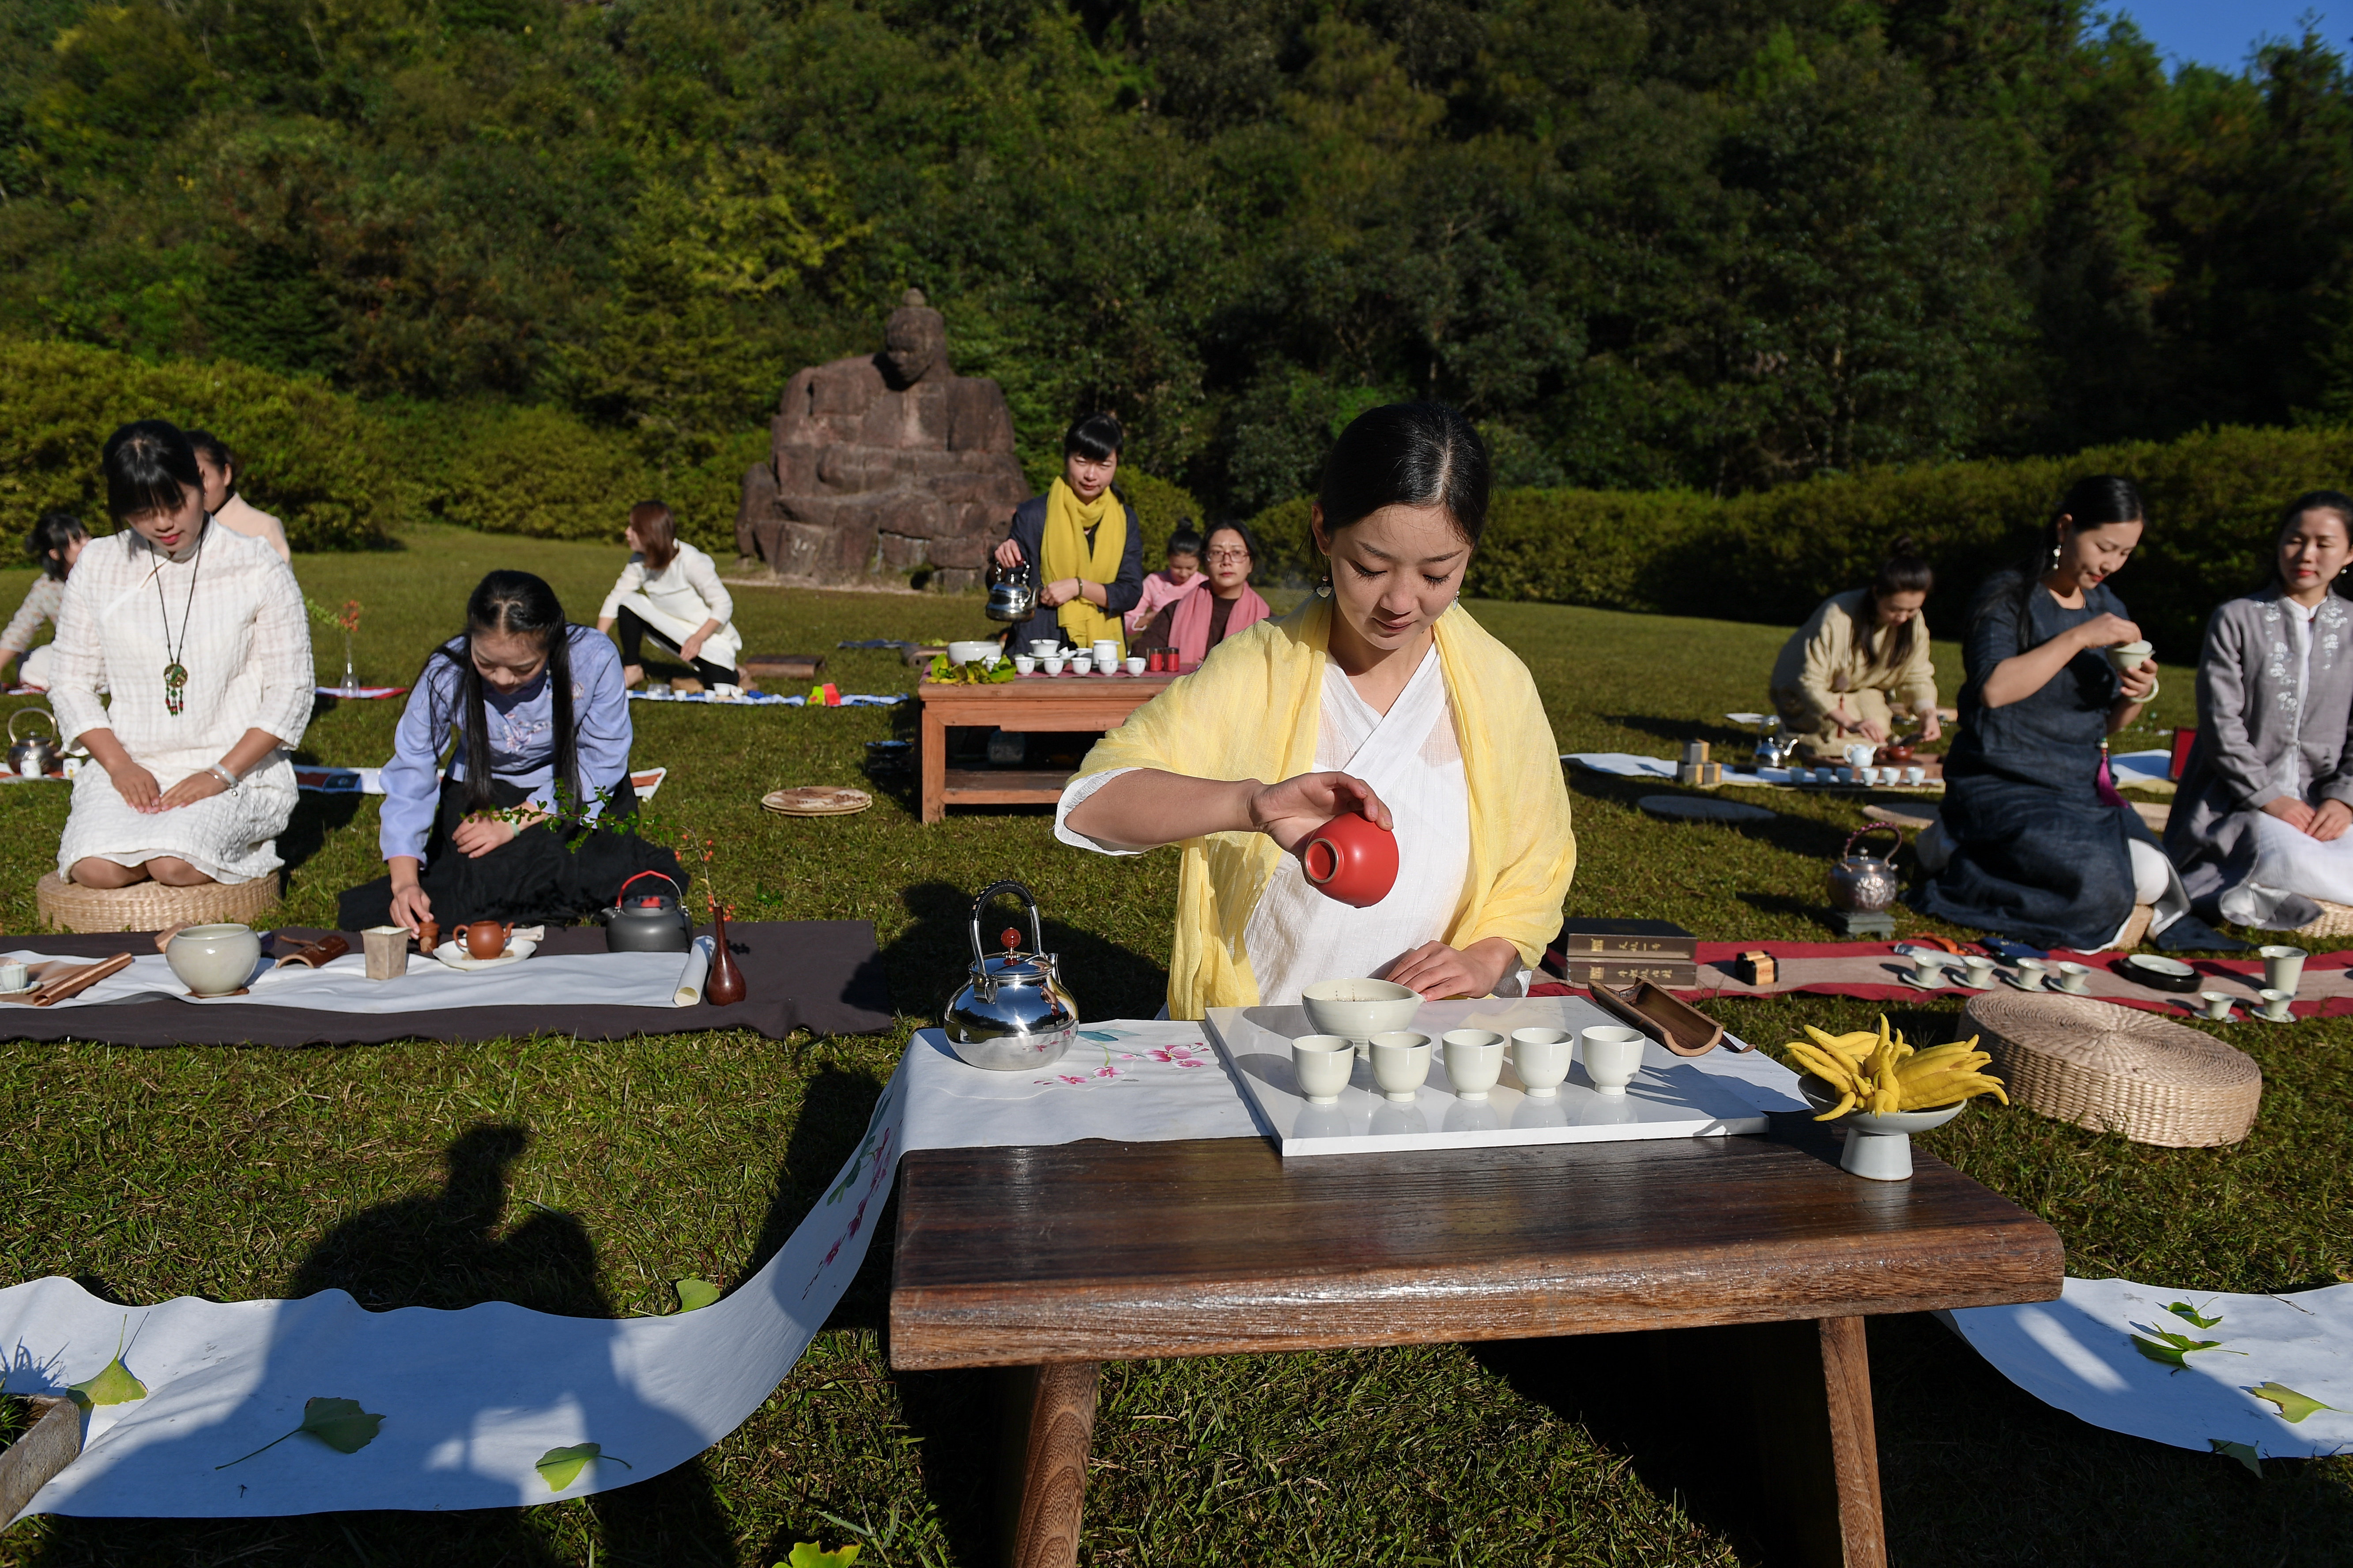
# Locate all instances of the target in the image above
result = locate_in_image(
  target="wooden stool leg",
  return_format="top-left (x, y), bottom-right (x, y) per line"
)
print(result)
top-left (921, 705), bottom-right (948, 824)
top-left (999, 1361), bottom-right (1097, 1568)
top-left (1738, 1316), bottom-right (1885, 1568)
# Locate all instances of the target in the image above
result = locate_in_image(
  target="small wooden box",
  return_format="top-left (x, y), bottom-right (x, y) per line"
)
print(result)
top-left (1735, 949), bottom-right (1777, 987)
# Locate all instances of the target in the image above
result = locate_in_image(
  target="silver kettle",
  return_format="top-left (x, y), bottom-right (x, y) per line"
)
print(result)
top-left (8, 708), bottom-right (61, 779)
top-left (942, 880), bottom-right (1078, 1070)
top-left (984, 559), bottom-right (1037, 623)
top-left (1753, 719), bottom-right (1790, 771)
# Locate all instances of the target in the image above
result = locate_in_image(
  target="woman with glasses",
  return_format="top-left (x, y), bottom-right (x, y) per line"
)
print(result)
top-left (990, 412), bottom-right (1144, 653)
top-left (1139, 522), bottom-right (1271, 666)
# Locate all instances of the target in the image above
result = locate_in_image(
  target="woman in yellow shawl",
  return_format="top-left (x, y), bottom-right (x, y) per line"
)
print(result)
top-left (992, 412), bottom-right (1144, 652)
top-left (1059, 403), bottom-right (1576, 1018)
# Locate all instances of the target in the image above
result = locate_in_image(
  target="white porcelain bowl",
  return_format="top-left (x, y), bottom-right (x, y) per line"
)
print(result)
top-left (1301, 978), bottom-right (1422, 1044)
top-left (165, 922), bottom-right (262, 997)
top-left (946, 640), bottom-right (998, 666)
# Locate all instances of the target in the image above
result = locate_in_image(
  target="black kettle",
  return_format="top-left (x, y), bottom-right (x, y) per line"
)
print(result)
top-left (596, 871), bottom-right (694, 952)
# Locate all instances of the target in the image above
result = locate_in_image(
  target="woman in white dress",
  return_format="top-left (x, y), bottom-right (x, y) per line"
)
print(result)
top-left (50, 420), bottom-right (313, 890)
top-left (0, 510), bottom-right (89, 689)
top-left (596, 501), bottom-right (741, 688)
top-left (1058, 403), bottom-right (1576, 1016)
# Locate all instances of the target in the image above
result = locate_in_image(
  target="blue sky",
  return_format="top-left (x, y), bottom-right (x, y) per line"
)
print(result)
top-left (2107, 2), bottom-right (2343, 70)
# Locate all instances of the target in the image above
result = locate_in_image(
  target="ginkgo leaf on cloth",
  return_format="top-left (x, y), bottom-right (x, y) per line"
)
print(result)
top-left (216, 1398), bottom-right (385, 1468)
top-left (782, 1544), bottom-right (860, 1567)
top-left (2247, 1382), bottom-right (2339, 1424)
top-left (536, 1443), bottom-right (633, 1491)
top-left (675, 1278), bottom-right (721, 1312)
top-left (69, 1319), bottom-right (147, 1408)
top-left (2210, 1438), bottom-right (2262, 1477)
top-left (2131, 1328), bottom-right (2243, 1371)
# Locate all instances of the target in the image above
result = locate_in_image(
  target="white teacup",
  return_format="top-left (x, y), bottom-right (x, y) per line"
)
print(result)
top-left (1070, 655), bottom-right (1094, 675)
top-left (1441, 1029), bottom-right (1505, 1101)
top-left (1904, 765), bottom-right (1927, 786)
top-left (1860, 766), bottom-right (1881, 786)
top-left (0, 960), bottom-right (28, 992)
top-left (2197, 990), bottom-right (2235, 1022)
top-left (1369, 1031), bottom-right (1432, 1104)
top-left (1012, 655), bottom-right (1036, 675)
top-left (1125, 656), bottom-right (1146, 676)
top-left (1091, 639), bottom-right (1120, 668)
top-left (1509, 1027), bottom-right (1572, 1098)
top-left (1579, 1025), bottom-right (1647, 1096)
top-left (2259, 944), bottom-right (2308, 995)
top-left (2013, 958), bottom-right (2049, 991)
top-left (1911, 952), bottom-right (1949, 985)
top-left (2051, 960), bottom-right (2092, 995)
top-left (2255, 988), bottom-right (2295, 1023)
top-left (1291, 1034), bottom-right (1357, 1104)
top-left (713, 682), bottom-right (742, 699)
top-left (1029, 640), bottom-right (1059, 658)
top-left (1960, 955), bottom-right (1997, 987)
top-left (1041, 655), bottom-right (1066, 676)
top-left (2104, 639), bottom-right (2153, 671)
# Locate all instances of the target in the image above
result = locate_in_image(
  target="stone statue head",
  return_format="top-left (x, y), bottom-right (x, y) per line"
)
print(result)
top-left (880, 288), bottom-right (949, 388)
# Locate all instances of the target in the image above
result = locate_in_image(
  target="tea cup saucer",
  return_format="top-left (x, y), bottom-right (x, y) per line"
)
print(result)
top-left (1897, 970), bottom-right (1949, 991)
top-left (434, 938), bottom-right (538, 971)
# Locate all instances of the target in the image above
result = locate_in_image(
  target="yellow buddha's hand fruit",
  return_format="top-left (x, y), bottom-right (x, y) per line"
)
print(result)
top-left (1791, 1023), bottom-right (2007, 1117)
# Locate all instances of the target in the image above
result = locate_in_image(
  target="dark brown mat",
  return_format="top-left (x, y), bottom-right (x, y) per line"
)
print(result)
top-left (0, 921), bottom-right (894, 1047)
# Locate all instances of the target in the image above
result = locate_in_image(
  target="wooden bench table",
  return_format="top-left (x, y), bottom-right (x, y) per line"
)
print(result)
top-left (916, 673), bottom-right (1176, 823)
top-left (890, 1128), bottom-right (2062, 1567)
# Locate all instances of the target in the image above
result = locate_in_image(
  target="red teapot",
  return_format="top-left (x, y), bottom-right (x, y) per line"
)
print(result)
top-left (1298, 811), bottom-right (1399, 907)
top-left (456, 920), bottom-right (513, 960)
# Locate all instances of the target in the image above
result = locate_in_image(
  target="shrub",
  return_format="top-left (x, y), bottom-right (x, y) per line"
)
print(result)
top-left (0, 337), bottom-right (392, 550)
top-left (1116, 470), bottom-right (1206, 574)
top-left (433, 405), bottom-right (653, 540)
top-left (1249, 423), bottom-right (2353, 659)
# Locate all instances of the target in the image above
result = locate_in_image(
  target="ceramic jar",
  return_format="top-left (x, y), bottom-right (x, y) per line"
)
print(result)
top-left (165, 922), bottom-right (262, 997)
top-left (1299, 812), bottom-right (1399, 907)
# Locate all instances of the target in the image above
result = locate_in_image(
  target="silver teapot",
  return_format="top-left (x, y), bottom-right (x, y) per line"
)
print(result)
top-left (1827, 824), bottom-right (1903, 915)
top-left (1752, 718), bottom-right (1790, 772)
top-left (984, 559), bottom-right (1037, 623)
top-left (8, 708), bottom-right (61, 779)
top-left (943, 880), bottom-right (1078, 1070)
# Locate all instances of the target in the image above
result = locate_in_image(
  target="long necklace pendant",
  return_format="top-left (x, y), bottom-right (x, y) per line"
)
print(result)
top-left (163, 660), bottom-right (188, 717)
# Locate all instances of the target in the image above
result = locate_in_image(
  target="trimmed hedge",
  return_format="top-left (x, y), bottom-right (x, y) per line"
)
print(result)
top-left (1248, 425), bottom-right (2353, 660)
top-left (0, 338), bottom-right (392, 550)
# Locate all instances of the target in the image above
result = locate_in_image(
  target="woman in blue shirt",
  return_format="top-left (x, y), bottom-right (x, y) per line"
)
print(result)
top-left (337, 571), bottom-right (683, 932)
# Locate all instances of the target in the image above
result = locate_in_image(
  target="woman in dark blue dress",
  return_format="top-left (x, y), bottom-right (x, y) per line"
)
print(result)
top-left (1920, 476), bottom-right (2176, 950)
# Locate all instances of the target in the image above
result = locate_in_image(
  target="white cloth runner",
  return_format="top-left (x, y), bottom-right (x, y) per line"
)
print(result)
top-left (2, 947), bottom-right (709, 1012)
top-left (1947, 1278), bottom-right (2353, 1462)
top-left (0, 1014), bottom-right (1804, 1522)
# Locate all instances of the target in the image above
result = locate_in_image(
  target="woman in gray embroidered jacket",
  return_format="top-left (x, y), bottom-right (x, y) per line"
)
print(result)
top-left (2166, 491), bottom-right (2353, 927)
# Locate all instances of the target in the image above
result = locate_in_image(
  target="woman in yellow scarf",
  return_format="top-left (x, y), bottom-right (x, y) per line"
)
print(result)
top-left (992, 412), bottom-right (1143, 653)
top-left (1058, 403), bottom-right (1576, 1018)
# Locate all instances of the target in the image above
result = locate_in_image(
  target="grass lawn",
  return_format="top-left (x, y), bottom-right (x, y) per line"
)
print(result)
top-left (1, 526), bottom-right (2347, 1567)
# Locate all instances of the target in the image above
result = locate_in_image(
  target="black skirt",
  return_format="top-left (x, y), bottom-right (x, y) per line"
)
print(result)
top-left (338, 775), bottom-right (688, 931)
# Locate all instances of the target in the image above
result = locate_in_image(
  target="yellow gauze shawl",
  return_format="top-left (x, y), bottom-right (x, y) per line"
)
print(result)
top-left (1072, 596), bottom-right (1576, 1018)
top-left (1040, 478), bottom-right (1127, 649)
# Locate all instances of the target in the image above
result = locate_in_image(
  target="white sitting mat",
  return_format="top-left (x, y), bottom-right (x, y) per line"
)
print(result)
top-left (2, 946), bottom-right (708, 1012)
top-left (1209, 996), bottom-right (1770, 1155)
top-left (2, 1017), bottom-right (1803, 1525)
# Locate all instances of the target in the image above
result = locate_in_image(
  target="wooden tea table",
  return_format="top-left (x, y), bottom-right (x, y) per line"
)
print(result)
top-left (890, 1127), bottom-right (2061, 1568)
top-left (916, 672), bottom-right (1176, 823)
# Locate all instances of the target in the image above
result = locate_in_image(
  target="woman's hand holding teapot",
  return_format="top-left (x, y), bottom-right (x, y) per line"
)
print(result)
top-left (1248, 771), bottom-right (1392, 853)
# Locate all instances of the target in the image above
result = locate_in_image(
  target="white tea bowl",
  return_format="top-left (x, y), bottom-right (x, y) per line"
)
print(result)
top-left (1579, 1025), bottom-right (1647, 1097)
top-left (1509, 1027), bottom-right (1573, 1098)
top-left (166, 922), bottom-right (262, 998)
top-left (1301, 977), bottom-right (1421, 1053)
top-left (1440, 1029), bottom-right (1505, 1101)
top-left (1369, 1031), bottom-right (1432, 1103)
top-left (1291, 1034), bottom-right (1357, 1104)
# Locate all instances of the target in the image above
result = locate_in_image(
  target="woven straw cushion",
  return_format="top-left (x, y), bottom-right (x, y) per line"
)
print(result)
top-left (1961, 992), bottom-right (2262, 1148)
top-left (2288, 899), bottom-right (2353, 942)
top-left (35, 871), bottom-right (279, 935)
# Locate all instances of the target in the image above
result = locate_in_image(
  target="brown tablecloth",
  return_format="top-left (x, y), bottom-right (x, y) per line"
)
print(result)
top-left (0, 921), bottom-right (894, 1047)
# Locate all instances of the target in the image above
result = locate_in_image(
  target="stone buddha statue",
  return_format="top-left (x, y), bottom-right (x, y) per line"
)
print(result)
top-left (735, 290), bottom-right (1031, 589)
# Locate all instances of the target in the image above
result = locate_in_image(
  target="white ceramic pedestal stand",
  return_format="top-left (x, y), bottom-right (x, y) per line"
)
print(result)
top-left (1801, 1079), bottom-right (1969, 1180)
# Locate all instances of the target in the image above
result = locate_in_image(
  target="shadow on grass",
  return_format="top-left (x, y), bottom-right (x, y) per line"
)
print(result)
top-left (27, 1124), bottom-right (736, 1567)
top-left (879, 879), bottom-right (1167, 1025)
top-left (1592, 712), bottom-right (1761, 756)
top-left (275, 789), bottom-right (362, 877)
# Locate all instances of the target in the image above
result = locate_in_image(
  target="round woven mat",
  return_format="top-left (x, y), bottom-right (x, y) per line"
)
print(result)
top-left (762, 786), bottom-right (872, 818)
top-left (36, 871), bottom-right (279, 935)
top-left (1636, 794), bottom-right (1776, 824)
top-left (1961, 991), bottom-right (2262, 1148)
top-left (2289, 898), bottom-right (2353, 941)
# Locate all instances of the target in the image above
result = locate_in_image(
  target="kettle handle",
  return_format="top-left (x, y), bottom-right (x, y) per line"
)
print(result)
top-left (615, 869), bottom-right (682, 907)
top-left (968, 880), bottom-right (1046, 962)
top-left (1841, 823), bottom-right (1905, 861)
top-left (9, 707), bottom-right (55, 743)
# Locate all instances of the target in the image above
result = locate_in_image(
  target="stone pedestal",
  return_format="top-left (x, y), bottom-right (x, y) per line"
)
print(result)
top-left (735, 291), bottom-right (1031, 590)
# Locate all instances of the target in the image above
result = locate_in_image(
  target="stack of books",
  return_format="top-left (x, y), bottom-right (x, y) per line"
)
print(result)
top-left (1543, 917), bottom-right (1699, 990)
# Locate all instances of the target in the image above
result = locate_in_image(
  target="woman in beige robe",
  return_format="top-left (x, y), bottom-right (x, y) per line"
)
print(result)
top-left (1769, 539), bottom-right (1941, 760)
